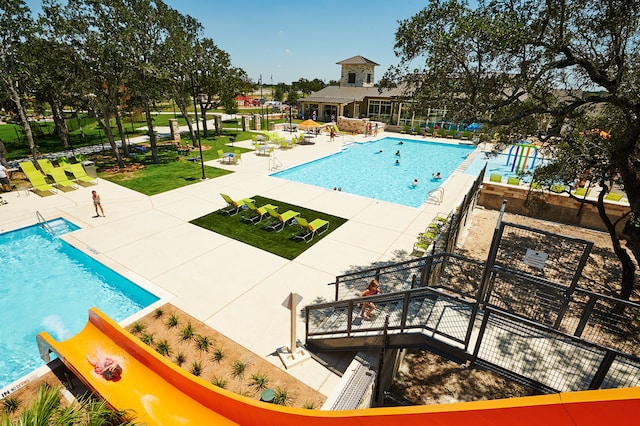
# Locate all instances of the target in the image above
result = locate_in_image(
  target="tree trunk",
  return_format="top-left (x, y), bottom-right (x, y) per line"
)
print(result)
top-left (143, 99), bottom-right (158, 164)
top-left (99, 106), bottom-right (124, 169)
top-left (50, 101), bottom-right (70, 148)
top-left (176, 97), bottom-right (197, 148)
top-left (595, 190), bottom-right (636, 300)
top-left (7, 79), bottom-right (37, 164)
top-left (200, 104), bottom-right (209, 138)
top-left (114, 109), bottom-right (129, 158)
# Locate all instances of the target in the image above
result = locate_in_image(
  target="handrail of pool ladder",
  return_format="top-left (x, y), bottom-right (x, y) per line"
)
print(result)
top-left (269, 156), bottom-right (282, 171)
top-left (426, 187), bottom-right (444, 204)
top-left (36, 211), bottom-right (57, 237)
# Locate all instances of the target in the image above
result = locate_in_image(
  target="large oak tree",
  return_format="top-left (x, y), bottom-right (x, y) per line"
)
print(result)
top-left (384, 0), bottom-right (640, 298)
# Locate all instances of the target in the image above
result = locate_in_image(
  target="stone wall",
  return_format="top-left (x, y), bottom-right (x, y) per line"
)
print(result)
top-left (337, 117), bottom-right (385, 134)
top-left (340, 64), bottom-right (375, 87)
top-left (478, 183), bottom-right (630, 233)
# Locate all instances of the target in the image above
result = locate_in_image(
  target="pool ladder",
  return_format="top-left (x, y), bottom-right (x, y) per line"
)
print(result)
top-left (426, 187), bottom-right (444, 204)
top-left (269, 156), bottom-right (282, 171)
top-left (36, 211), bottom-right (57, 237)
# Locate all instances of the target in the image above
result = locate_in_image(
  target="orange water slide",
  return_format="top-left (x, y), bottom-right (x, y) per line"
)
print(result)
top-left (37, 307), bottom-right (640, 426)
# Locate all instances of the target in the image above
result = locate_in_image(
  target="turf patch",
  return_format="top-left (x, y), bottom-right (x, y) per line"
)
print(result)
top-left (190, 196), bottom-right (347, 260)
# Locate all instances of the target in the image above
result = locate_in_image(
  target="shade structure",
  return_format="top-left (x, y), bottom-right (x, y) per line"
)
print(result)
top-left (298, 119), bottom-right (322, 129)
top-left (465, 122), bottom-right (481, 131)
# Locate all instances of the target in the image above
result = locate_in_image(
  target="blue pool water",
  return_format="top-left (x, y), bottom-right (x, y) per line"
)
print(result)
top-left (0, 219), bottom-right (159, 390)
top-left (271, 137), bottom-right (476, 207)
top-left (464, 151), bottom-right (550, 182)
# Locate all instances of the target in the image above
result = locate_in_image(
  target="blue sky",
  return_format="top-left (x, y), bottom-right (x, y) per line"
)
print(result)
top-left (25, 0), bottom-right (428, 85)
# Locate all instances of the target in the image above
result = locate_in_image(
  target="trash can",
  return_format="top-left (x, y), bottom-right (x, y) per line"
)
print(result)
top-left (269, 121), bottom-right (275, 131)
top-left (82, 160), bottom-right (97, 178)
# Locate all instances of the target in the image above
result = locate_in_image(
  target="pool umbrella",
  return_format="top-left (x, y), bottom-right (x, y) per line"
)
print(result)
top-left (465, 122), bottom-right (481, 131)
top-left (298, 119), bottom-right (322, 129)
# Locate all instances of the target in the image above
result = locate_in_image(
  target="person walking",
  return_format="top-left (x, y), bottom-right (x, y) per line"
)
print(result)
top-left (0, 164), bottom-right (11, 192)
top-left (92, 190), bottom-right (105, 217)
top-left (360, 279), bottom-right (382, 319)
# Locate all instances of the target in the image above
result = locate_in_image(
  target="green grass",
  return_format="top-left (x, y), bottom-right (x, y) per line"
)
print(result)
top-left (190, 196), bottom-right (347, 260)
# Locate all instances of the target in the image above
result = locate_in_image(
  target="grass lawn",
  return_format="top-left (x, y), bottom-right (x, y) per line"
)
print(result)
top-left (190, 196), bottom-right (348, 260)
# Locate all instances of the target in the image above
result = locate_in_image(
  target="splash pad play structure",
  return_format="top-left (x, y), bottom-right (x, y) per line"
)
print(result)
top-left (36, 308), bottom-right (640, 425)
top-left (505, 143), bottom-right (539, 174)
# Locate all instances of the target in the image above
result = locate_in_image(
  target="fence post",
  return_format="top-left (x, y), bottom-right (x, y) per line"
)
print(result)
top-left (574, 295), bottom-right (597, 337)
top-left (334, 277), bottom-right (339, 301)
top-left (471, 308), bottom-right (491, 362)
top-left (588, 351), bottom-right (616, 390)
top-left (478, 200), bottom-right (507, 304)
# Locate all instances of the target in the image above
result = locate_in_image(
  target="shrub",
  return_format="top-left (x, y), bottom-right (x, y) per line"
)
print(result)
top-left (303, 402), bottom-right (316, 409)
top-left (211, 347), bottom-right (225, 363)
top-left (231, 359), bottom-right (248, 379)
top-left (166, 314), bottom-right (179, 329)
top-left (211, 377), bottom-right (228, 388)
top-left (129, 322), bottom-right (146, 335)
top-left (140, 333), bottom-right (155, 346)
top-left (155, 339), bottom-right (172, 357)
top-left (180, 321), bottom-right (195, 341)
top-left (190, 361), bottom-right (203, 376)
top-left (195, 334), bottom-right (213, 353)
top-left (175, 352), bottom-right (186, 367)
top-left (153, 307), bottom-right (164, 319)
top-left (1, 396), bottom-right (21, 413)
top-left (273, 386), bottom-right (291, 406)
top-left (250, 372), bottom-right (270, 390)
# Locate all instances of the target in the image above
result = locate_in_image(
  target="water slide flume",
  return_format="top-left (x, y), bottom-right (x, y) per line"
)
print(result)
top-left (36, 307), bottom-right (640, 425)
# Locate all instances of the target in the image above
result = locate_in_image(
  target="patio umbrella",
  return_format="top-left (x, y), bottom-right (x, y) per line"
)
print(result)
top-left (465, 122), bottom-right (481, 131)
top-left (298, 119), bottom-right (322, 129)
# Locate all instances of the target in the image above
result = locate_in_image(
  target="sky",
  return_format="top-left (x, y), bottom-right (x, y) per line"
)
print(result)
top-left (24, 0), bottom-right (428, 85)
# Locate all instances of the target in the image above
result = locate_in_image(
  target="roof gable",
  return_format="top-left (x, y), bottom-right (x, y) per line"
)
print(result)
top-left (336, 55), bottom-right (379, 66)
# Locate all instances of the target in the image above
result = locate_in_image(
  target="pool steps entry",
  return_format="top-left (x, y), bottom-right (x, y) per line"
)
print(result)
top-left (36, 211), bottom-right (57, 237)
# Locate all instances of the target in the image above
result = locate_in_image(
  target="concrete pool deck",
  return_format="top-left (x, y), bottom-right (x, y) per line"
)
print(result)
top-left (0, 131), bottom-right (480, 397)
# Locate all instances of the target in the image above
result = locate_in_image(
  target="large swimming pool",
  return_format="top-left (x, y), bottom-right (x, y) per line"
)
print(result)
top-left (0, 219), bottom-right (159, 391)
top-left (271, 137), bottom-right (476, 207)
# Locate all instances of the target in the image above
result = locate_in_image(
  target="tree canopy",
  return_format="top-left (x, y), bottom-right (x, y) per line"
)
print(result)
top-left (385, 0), bottom-right (640, 297)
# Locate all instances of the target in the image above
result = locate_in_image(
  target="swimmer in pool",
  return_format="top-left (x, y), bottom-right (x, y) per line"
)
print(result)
top-left (432, 172), bottom-right (442, 179)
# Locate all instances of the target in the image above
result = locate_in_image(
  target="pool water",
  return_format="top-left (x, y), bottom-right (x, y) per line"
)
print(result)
top-left (271, 137), bottom-right (475, 207)
top-left (0, 219), bottom-right (159, 390)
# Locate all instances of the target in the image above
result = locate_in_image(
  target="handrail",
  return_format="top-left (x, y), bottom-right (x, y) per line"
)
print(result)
top-left (269, 156), bottom-right (282, 171)
top-left (36, 211), bottom-right (56, 237)
top-left (426, 187), bottom-right (444, 204)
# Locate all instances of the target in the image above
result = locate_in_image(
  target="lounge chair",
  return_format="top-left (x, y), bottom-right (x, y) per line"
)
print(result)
top-left (604, 192), bottom-right (624, 202)
top-left (37, 159), bottom-right (56, 176)
top-left (56, 156), bottom-right (73, 172)
top-left (242, 201), bottom-right (278, 225)
top-left (49, 167), bottom-right (78, 190)
top-left (220, 193), bottom-right (254, 216)
top-left (69, 163), bottom-right (97, 185)
top-left (529, 181), bottom-right (542, 190)
top-left (19, 163), bottom-right (56, 195)
top-left (75, 154), bottom-right (87, 162)
top-left (572, 187), bottom-right (591, 197)
top-left (550, 183), bottom-right (567, 193)
top-left (292, 217), bottom-right (330, 243)
top-left (489, 174), bottom-right (502, 183)
top-left (413, 231), bottom-right (437, 255)
top-left (263, 207), bottom-right (300, 232)
top-left (507, 176), bottom-right (521, 186)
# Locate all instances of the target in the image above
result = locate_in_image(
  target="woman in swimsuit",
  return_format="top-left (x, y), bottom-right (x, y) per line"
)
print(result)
top-left (360, 279), bottom-right (382, 319)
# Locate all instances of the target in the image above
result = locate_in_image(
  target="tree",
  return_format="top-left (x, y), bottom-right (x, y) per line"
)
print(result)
top-left (0, 0), bottom-right (38, 163)
top-left (385, 0), bottom-right (640, 298)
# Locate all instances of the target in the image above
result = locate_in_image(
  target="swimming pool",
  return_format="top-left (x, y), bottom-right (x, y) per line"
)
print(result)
top-left (0, 219), bottom-right (159, 391)
top-left (271, 137), bottom-right (476, 207)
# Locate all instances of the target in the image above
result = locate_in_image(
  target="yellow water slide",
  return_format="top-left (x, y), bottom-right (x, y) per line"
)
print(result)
top-left (36, 307), bottom-right (640, 425)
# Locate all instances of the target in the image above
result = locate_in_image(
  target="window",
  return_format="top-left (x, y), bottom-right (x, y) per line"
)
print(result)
top-left (367, 74), bottom-right (372, 83)
top-left (348, 73), bottom-right (356, 84)
top-left (367, 100), bottom-right (392, 121)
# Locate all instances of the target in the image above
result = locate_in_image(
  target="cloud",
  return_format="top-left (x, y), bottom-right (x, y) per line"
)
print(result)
top-left (284, 48), bottom-right (292, 55)
top-left (278, 30), bottom-right (285, 37)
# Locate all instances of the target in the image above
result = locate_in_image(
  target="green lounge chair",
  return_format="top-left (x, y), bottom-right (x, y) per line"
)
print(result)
top-left (49, 166), bottom-right (78, 190)
top-left (292, 217), bottom-right (330, 243)
top-left (550, 183), bottom-right (566, 193)
top-left (413, 231), bottom-right (437, 255)
top-left (219, 193), bottom-right (254, 216)
top-left (604, 192), bottom-right (624, 202)
top-left (69, 163), bottom-right (97, 185)
top-left (37, 159), bottom-right (56, 176)
top-left (75, 154), bottom-right (87, 162)
top-left (572, 187), bottom-right (591, 197)
top-left (263, 207), bottom-right (300, 233)
top-left (56, 156), bottom-right (73, 172)
top-left (242, 201), bottom-right (278, 225)
top-left (507, 176), bottom-right (521, 186)
top-left (489, 174), bottom-right (502, 183)
top-left (529, 181), bottom-right (542, 190)
top-left (19, 163), bottom-right (56, 195)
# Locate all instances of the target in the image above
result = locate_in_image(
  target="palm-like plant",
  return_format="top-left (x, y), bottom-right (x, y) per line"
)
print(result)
top-left (195, 335), bottom-right (212, 353)
top-left (250, 372), bottom-right (270, 390)
top-left (166, 314), bottom-right (179, 329)
top-left (180, 321), bottom-right (195, 341)
top-left (155, 339), bottom-right (172, 357)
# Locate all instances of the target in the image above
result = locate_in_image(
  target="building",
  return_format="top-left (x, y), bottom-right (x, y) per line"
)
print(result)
top-left (299, 55), bottom-right (448, 132)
